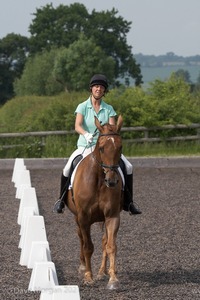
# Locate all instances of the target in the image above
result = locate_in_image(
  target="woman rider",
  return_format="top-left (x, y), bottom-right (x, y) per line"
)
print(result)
top-left (54, 74), bottom-right (141, 215)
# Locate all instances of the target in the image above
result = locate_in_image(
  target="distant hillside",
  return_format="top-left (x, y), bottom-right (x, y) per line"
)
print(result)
top-left (134, 52), bottom-right (200, 67)
top-left (133, 52), bottom-right (200, 86)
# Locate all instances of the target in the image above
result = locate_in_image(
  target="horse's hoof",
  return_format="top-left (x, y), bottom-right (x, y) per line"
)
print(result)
top-left (83, 279), bottom-right (94, 286)
top-left (78, 264), bottom-right (86, 276)
top-left (97, 272), bottom-right (108, 280)
top-left (107, 280), bottom-right (120, 290)
top-left (83, 272), bottom-right (94, 285)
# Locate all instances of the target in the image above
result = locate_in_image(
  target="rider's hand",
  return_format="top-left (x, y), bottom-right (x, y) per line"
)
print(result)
top-left (84, 132), bottom-right (93, 145)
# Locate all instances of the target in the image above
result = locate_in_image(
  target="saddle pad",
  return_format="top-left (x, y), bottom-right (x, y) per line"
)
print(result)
top-left (69, 159), bottom-right (83, 189)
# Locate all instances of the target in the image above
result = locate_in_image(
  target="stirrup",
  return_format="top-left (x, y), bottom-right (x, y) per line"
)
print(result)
top-left (53, 199), bottom-right (65, 213)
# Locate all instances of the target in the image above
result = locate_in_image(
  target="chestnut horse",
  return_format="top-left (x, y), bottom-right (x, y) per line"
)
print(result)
top-left (66, 115), bottom-right (124, 289)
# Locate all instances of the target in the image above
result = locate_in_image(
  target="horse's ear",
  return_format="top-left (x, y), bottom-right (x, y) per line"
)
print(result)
top-left (94, 116), bottom-right (102, 131)
top-left (117, 115), bottom-right (123, 132)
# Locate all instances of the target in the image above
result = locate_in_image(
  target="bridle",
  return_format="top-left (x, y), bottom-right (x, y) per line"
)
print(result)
top-left (92, 132), bottom-right (121, 171)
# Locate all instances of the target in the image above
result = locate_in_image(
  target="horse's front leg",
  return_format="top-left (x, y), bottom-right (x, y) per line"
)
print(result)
top-left (76, 219), bottom-right (86, 275)
top-left (78, 217), bottom-right (94, 285)
top-left (105, 216), bottom-right (120, 290)
top-left (97, 231), bottom-right (108, 280)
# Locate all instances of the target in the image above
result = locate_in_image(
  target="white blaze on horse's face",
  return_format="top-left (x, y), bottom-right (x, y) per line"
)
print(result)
top-left (107, 137), bottom-right (116, 148)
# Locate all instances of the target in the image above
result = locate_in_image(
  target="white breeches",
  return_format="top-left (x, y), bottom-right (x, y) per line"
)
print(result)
top-left (63, 146), bottom-right (133, 177)
top-left (120, 154), bottom-right (133, 174)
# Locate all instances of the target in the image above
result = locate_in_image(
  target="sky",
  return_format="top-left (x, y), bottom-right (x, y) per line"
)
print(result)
top-left (0, 0), bottom-right (200, 57)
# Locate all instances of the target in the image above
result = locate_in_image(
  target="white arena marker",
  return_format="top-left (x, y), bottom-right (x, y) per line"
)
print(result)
top-left (16, 183), bottom-right (32, 200)
top-left (14, 169), bottom-right (30, 189)
top-left (52, 286), bottom-right (80, 300)
top-left (40, 291), bottom-right (52, 300)
top-left (17, 187), bottom-right (39, 225)
top-left (18, 207), bottom-right (36, 249)
top-left (40, 285), bottom-right (80, 300)
top-left (20, 216), bottom-right (47, 266)
top-left (28, 241), bottom-right (52, 269)
top-left (19, 206), bottom-right (36, 235)
top-left (12, 158), bottom-right (26, 183)
top-left (15, 170), bottom-right (32, 199)
top-left (28, 262), bottom-right (58, 292)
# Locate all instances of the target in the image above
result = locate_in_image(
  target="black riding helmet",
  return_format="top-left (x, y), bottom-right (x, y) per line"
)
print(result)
top-left (89, 74), bottom-right (108, 92)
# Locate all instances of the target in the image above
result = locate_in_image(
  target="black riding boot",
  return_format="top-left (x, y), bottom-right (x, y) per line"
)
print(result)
top-left (53, 173), bottom-right (69, 213)
top-left (123, 174), bottom-right (142, 215)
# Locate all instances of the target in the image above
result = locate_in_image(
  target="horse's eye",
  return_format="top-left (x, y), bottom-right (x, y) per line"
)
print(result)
top-left (99, 147), bottom-right (104, 153)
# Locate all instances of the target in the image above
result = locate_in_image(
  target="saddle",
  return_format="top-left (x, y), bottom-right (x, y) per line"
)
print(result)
top-left (69, 154), bottom-right (83, 179)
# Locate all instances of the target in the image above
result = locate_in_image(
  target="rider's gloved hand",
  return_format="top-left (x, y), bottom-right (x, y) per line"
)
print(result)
top-left (84, 132), bottom-right (93, 145)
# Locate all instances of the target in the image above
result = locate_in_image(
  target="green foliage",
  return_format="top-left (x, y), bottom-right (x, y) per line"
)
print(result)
top-left (29, 3), bottom-right (89, 52)
top-left (29, 3), bottom-right (142, 85)
top-left (0, 33), bottom-right (29, 104)
top-left (1, 76), bottom-right (199, 133)
top-left (53, 35), bottom-right (115, 91)
top-left (0, 92), bottom-right (88, 133)
top-left (108, 87), bottom-right (147, 126)
top-left (14, 35), bottom-right (116, 95)
top-left (0, 3), bottom-right (143, 105)
top-left (173, 69), bottom-right (191, 83)
top-left (123, 141), bottom-right (200, 157)
top-left (193, 72), bottom-right (200, 99)
top-left (14, 48), bottom-right (63, 96)
top-left (146, 74), bottom-right (198, 124)
top-left (0, 96), bottom-right (50, 132)
top-left (84, 8), bottom-right (142, 83)
top-left (0, 78), bottom-right (200, 158)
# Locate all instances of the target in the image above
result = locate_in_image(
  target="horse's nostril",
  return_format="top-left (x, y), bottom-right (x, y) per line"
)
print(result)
top-left (105, 178), bottom-right (119, 188)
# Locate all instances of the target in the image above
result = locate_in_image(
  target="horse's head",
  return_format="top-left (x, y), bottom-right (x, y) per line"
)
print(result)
top-left (93, 115), bottom-right (123, 188)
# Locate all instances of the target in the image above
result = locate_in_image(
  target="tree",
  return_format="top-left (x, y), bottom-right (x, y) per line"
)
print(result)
top-left (53, 34), bottom-right (115, 91)
top-left (192, 72), bottom-right (200, 111)
top-left (14, 48), bottom-right (63, 96)
top-left (29, 3), bottom-right (89, 53)
top-left (14, 35), bottom-right (116, 95)
top-left (0, 33), bottom-right (29, 104)
top-left (85, 8), bottom-right (142, 84)
top-left (147, 74), bottom-right (193, 125)
top-left (173, 69), bottom-right (191, 83)
top-left (29, 3), bottom-right (142, 85)
top-left (0, 63), bottom-right (13, 104)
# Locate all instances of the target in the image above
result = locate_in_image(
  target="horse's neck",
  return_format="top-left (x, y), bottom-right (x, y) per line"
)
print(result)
top-left (87, 150), bottom-right (102, 174)
top-left (92, 148), bottom-right (101, 163)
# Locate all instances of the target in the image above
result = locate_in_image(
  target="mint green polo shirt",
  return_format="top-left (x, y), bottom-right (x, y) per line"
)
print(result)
top-left (75, 97), bottom-right (117, 147)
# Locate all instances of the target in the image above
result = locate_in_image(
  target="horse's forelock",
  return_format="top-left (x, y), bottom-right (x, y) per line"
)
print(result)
top-left (102, 123), bottom-right (117, 134)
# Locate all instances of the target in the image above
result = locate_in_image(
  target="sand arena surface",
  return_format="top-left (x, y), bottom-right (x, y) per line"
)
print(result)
top-left (1, 158), bottom-right (200, 299)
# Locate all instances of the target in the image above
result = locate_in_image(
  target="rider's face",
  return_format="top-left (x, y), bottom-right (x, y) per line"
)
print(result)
top-left (91, 85), bottom-right (105, 99)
